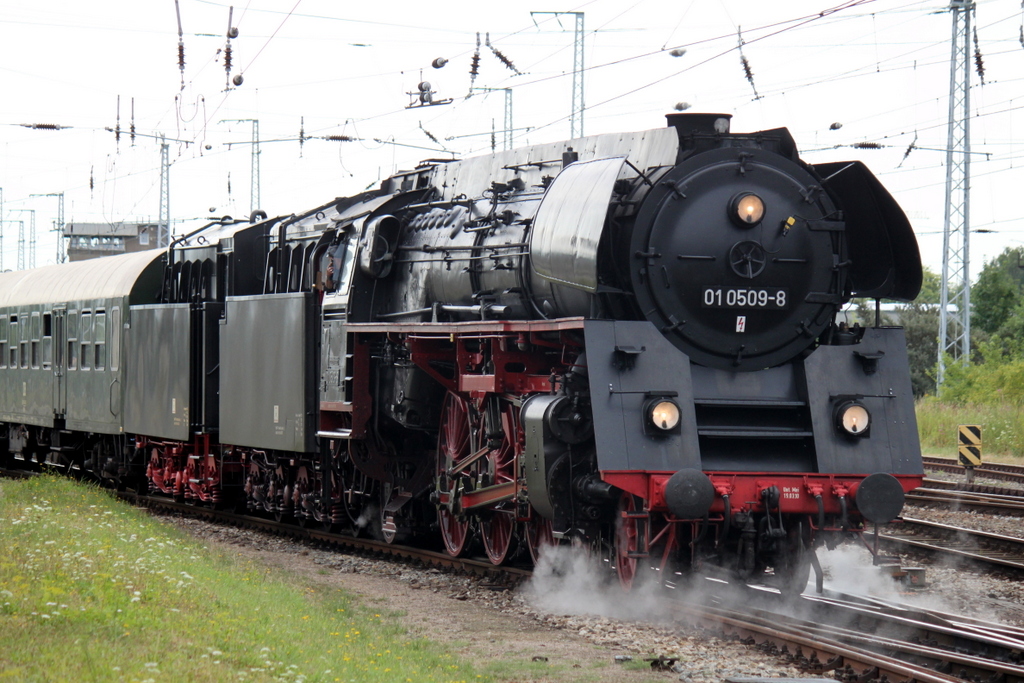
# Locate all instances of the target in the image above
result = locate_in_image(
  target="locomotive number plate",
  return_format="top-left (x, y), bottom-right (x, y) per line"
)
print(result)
top-left (701, 287), bottom-right (788, 309)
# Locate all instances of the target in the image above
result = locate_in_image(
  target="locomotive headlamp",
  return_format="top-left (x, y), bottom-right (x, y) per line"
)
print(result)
top-left (646, 399), bottom-right (681, 432)
top-left (731, 193), bottom-right (765, 226)
top-left (835, 401), bottom-right (870, 437)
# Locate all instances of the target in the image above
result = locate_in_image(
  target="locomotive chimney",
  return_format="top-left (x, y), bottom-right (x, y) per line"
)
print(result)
top-left (665, 112), bottom-right (732, 135)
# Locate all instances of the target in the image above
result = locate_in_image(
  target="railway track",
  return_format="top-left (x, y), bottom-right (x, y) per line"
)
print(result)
top-left (675, 585), bottom-right (1024, 683)
top-left (909, 480), bottom-right (1024, 515)
top-left (876, 516), bottom-right (1024, 570)
top-left (0, 465), bottom-right (530, 582)
top-left (122, 490), bottom-right (533, 582)
top-left (924, 456), bottom-right (1024, 486)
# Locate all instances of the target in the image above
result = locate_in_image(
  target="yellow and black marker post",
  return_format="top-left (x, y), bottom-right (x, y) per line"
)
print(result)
top-left (958, 424), bottom-right (982, 483)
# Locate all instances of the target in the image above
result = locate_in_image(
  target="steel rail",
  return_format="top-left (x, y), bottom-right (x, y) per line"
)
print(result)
top-left (909, 483), bottom-right (1024, 515)
top-left (923, 456), bottom-right (1024, 486)
top-left (119, 490), bottom-right (532, 581)
top-left (876, 516), bottom-right (1024, 570)
top-left (675, 600), bottom-right (960, 683)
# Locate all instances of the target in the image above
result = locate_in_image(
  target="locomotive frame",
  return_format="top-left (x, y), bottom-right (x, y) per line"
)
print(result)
top-left (0, 113), bottom-right (925, 592)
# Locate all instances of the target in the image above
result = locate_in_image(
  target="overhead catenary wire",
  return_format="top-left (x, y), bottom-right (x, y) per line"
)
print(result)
top-left (5, 0), bottom-right (1024, 266)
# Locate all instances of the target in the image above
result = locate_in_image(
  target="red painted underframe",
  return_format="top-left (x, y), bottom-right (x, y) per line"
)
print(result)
top-left (602, 470), bottom-right (924, 517)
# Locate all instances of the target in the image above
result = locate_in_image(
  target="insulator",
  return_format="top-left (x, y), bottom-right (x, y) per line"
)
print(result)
top-left (432, 57), bottom-right (448, 69)
top-left (973, 27), bottom-right (985, 84)
top-left (21, 123), bottom-right (65, 130)
top-left (739, 53), bottom-right (759, 99)
top-left (224, 44), bottom-right (232, 72)
top-left (130, 123), bottom-right (136, 144)
top-left (470, 32), bottom-right (481, 84)
top-left (489, 45), bottom-right (520, 74)
top-left (178, 42), bottom-right (185, 70)
top-left (233, 74), bottom-right (243, 86)
top-left (420, 125), bottom-right (439, 145)
top-left (853, 142), bottom-right (882, 149)
top-left (89, 166), bottom-right (94, 192)
top-left (324, 135), bottom-right (353, 142)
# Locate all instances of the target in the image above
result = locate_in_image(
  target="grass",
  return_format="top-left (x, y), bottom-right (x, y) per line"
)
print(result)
top-left (0, 474), bottom-right (484, 683)
top-left (916, 398), bottom-right (1024, 463)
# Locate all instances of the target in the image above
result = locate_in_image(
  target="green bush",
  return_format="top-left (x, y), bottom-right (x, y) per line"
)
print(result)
top-left (939, 341), bottom-right (1024, 407)
top-left (917, 397), bottom-right (1024, 458)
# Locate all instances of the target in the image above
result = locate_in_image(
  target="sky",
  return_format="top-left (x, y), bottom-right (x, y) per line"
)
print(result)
top-left (1, 0), bottom-right (1023, 280)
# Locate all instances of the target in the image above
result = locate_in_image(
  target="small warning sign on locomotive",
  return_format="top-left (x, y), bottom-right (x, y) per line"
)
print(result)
top-left (958, 424), bottom-right (982, 467)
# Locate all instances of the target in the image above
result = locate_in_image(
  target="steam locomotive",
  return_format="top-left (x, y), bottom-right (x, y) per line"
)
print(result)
top-left (0, 113), bottom-right (923, 592)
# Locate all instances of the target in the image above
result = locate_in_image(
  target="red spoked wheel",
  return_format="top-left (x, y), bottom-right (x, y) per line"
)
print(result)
top-left (524, 514), bottom-right (555, 565)
top-left (479, 403), bottom-right (520, 565)
top-left (616, 493), bottom-right (643, 590)
top-left (436, 392), bottom-right (472, 557)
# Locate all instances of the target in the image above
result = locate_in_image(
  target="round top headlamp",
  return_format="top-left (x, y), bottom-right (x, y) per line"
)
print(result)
top-left (836, 401), bottom-right (870, 437)
top-left (730, 192), bottom-right (765, 226)
top-left (648, 399), bottom-right (681, 432)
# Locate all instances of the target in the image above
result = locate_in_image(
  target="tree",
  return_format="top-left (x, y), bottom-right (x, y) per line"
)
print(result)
top-left (916, 266), bottom-right (941, 305)
top-left (972, 247), bottom-right (1024, 337)
top-left (899, 301), bottom-right (939, 397)
top-left (843, 268), bottom-right (941, 396)
top-left (896, 266), bottom-right (940, 397)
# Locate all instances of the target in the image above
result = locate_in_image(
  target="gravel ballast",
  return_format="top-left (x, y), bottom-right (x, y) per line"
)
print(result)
top-left (164, 504), bottom-right (1024, 682)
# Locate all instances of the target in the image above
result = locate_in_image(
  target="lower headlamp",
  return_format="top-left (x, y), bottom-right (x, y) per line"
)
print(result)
top-left (646, 398), bottom-right (681, 432)
top-left (835, 400), bottom-right (870, 437)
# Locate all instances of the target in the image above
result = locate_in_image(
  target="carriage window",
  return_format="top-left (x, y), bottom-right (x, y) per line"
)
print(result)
top-left (0, 315), bottom-right (7, 370)
top-left (30, 312), bottom-right (40, 369)
top-left (80, 311), bottom-right (92, 370)
top-left (8, 316), bottom-right (17, 369)
top-left (42, 313), bottom-right (52, 368)
top-left (94, 310), bottom-right (106, 370)
top-left (109, 307), bottom-right (121, 371)
top-left (67, 311), bottom-right (78, 370)
top-left (19, 314), bottom-right (28, 369)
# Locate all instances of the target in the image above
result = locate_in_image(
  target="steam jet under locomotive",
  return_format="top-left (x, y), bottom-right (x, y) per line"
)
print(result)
top-left (0, 113), bottom-right (923, 592)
